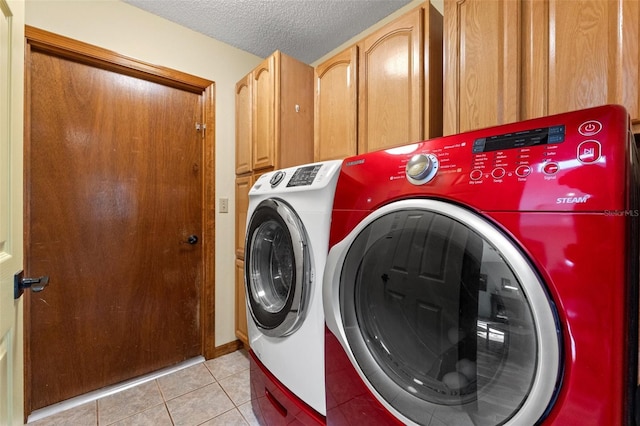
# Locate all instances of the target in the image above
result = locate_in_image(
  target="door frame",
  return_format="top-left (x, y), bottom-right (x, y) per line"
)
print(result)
top-left (23, 25), bottom-right (216, 414)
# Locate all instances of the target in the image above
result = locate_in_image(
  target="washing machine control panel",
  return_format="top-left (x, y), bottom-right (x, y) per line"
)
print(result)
top-left (471, 125), bottom-right (566, 154)
top-left (468, 124), bottom-right (567, 183)
top-left (286, 164), bottom-right (323, 187)
top-left (250, 160), bottom-right (343, 196)
top-left (339, 104), bottom-right (632, 212)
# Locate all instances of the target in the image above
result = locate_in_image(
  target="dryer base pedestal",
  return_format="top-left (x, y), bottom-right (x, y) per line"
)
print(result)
top-left (249, 350), bottom-right (325, 425)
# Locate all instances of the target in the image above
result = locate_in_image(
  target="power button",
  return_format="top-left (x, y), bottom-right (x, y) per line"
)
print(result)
top-left (578, 120), bottom-right (602, 136)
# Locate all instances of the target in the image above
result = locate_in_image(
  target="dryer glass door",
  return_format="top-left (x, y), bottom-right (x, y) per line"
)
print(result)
top-left (245, 199), bottom-right (310, 337)
top-left (333, 200), bottom-right (560, 425)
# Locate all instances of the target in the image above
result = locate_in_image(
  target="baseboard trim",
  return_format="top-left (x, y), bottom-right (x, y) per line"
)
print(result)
top-left (212, 340), bottom-right (244, 359)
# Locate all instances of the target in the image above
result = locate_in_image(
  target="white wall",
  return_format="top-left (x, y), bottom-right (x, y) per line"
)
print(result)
top-left (25, 0), bottom-right (262, 347)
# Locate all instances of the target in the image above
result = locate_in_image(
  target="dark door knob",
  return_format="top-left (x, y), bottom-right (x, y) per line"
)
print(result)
top-left (187, 235), bottom-right (199, 245)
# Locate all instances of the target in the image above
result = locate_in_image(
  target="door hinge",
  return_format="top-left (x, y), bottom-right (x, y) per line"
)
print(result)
top-left (196, 122), bottom-right (206, 139)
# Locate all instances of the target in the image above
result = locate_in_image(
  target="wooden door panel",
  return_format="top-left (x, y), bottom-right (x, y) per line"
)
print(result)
top-left (620, 0), bottom-right (640, 130)
top-left (358, 9), bottom-right (423, 153)
top-left (252, 54), bottom-right (275, 171)
top-left (443, 0), bottom-right (520, 135)
top-left (547, 0), bottom-right (610, 115)
top-left (27, 50), bottom-right (202, 409)
top-left (314, 46), bottom-right (358, 161)
top-left (235, 175), bottom-right (251, 259)
top-left (543, 0), bottom-right (640, 125)
top-left (235, 258), bottom-right (248, 346)
top-left (235, 74), bottom-right (252, 174)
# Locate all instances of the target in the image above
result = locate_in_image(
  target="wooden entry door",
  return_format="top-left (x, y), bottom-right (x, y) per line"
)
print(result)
top-left (24, 28), bottom-right (215, 412)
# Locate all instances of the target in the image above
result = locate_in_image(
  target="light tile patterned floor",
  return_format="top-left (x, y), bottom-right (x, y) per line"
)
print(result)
top-left (28, 349), bottom-right (261, 426)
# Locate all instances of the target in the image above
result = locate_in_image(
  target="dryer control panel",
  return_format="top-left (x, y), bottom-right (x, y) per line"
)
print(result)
top-left (337, 104), bottom-right (635, 212)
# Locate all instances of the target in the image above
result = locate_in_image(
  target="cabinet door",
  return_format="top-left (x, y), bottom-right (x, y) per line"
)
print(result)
top-left (358, 7), bottom-right (423, 153)
top-left (235, 175), bottom-right (252, 259)
top-left (235, 258), bottom-right (248, 346)
top-left (526, 0), bottom-right (640, 126)
top-left (443, 0), bottom-right (520, 135)
top-left (252, 54), bottom-right (276, 171)
top-left (235, 73), bottom-right (252, 174)
top-left (314, 46), bottom-right (358, 161)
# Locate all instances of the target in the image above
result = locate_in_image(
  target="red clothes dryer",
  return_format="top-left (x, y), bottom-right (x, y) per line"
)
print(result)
top-left (323, 105), bottom-right (639, 425)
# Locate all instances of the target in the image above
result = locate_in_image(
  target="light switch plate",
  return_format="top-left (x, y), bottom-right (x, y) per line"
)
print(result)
top-left (219, 197), bottom-right (229, 213)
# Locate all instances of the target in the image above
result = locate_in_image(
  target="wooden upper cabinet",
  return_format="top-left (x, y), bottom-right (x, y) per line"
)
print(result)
top-left (443, 0), bottom-right (520, 135)
top-left (313, 2), bottom-right (442, 158)
top-left (444, 0), bottom-right (640, 135)
top-left (358, 6), bottom-right (424, 153)
top-left (620, 0), bottom-right (640, 132)
top-left (314, 46), bottom-right (358, 161)
top-left (278, 52), bottom-right (314, 168)
top-left (252, 54), bottom-right (276, 171)
top-left (235, 74), bottom-right (252, 175)
top-left (532, 0), bottom-right (640, 129)
top-left (246, 51), bottom-right (313, 171)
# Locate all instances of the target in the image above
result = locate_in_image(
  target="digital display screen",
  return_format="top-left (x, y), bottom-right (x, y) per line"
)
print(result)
top-left (287, 164), bottom-right (322, 187)
top-left (472, 125), bottom-right (565, 154)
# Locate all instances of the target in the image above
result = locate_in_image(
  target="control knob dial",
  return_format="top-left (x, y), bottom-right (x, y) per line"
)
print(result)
top-left (270, 171), bottom-right (285, 187)
top-left (406, 153), bottom-right (439, 185)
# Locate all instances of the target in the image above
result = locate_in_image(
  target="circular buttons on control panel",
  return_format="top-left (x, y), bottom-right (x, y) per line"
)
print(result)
top-left (269, 171), bottom-right (285, 187)
top-left (542, 162), bottom-right (559, 175)
top-left (515, 165), bottom-right (531, 177)
top-left (470, 169), bottom-right (483, 180)
top-left (491, 168), bottom-right (506, 179)
top-left (578, 120), bottom-right (602, 136)
top-left (406, 153), bottom-right (439, 185)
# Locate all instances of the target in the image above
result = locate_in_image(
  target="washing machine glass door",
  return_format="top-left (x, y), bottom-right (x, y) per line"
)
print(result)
top-left (245, 198), bottom-right (310, 337)
top-left (332, 199), bottom-right (560, 426)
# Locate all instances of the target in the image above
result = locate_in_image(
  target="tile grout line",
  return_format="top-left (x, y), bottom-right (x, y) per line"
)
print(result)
top-left (153, 379), bottom-right (177, 426)
top-left (164, 396), bottom-right (176, 426)
top-left (100, 380), bottom-right (168, 426)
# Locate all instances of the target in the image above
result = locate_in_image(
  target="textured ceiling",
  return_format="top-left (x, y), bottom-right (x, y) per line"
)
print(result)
top-left (122, 0), bottom-right (413, 64)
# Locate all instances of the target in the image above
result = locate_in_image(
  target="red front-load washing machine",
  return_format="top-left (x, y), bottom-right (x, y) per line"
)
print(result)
top-left (323, 105), bottom-right (639, 425)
